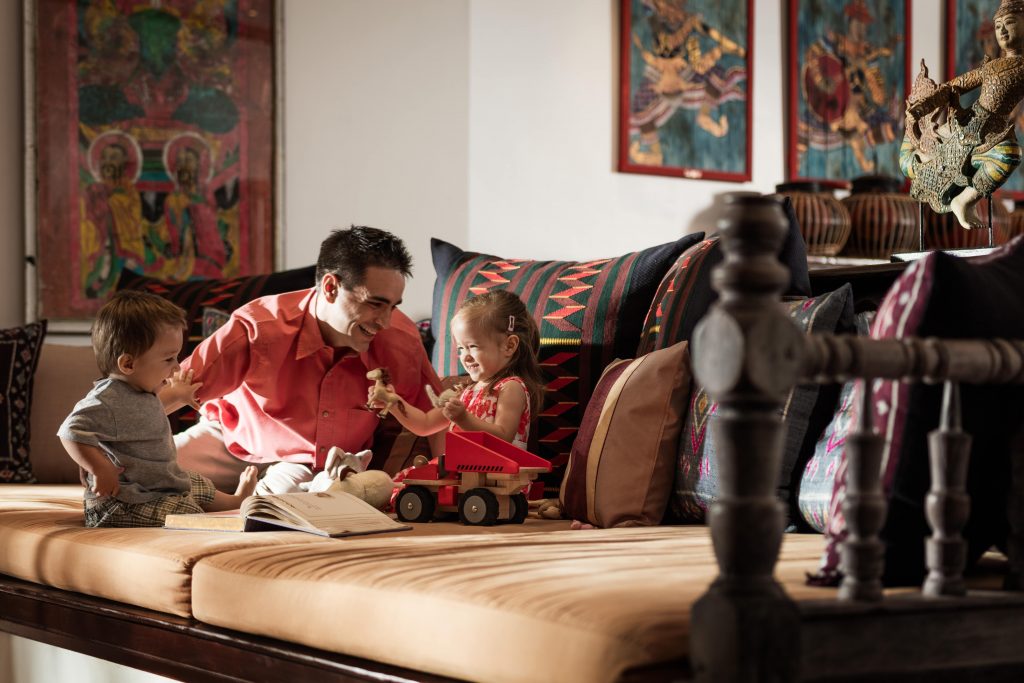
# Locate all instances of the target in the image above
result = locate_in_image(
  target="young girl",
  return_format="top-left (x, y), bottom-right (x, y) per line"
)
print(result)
top-left (369, 289), bottom-right (544, 448)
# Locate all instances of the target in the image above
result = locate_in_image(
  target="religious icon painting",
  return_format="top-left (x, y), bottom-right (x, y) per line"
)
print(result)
top-left (618, 0), bottom-right (753, 181)
top-left (786, 0), bottom-right (912, 186)
top-left (947, 0), bottom-right (1024, 200)
top-left (27, 0), bottom-right (280, 328)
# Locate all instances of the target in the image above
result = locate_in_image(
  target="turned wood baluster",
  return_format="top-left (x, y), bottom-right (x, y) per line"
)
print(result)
top-left (923, 381), bottom-right (972, 597)
top-left (838, 380), bottom-right (886, 602)
top-left (689, 193), bottom-right (802, 683)
top-left (1006, 431), bottom-right (1024, 591)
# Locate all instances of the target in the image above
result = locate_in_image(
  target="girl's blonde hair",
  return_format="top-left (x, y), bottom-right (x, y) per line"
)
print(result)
top-left (454, 290), bottom-right (545, 413)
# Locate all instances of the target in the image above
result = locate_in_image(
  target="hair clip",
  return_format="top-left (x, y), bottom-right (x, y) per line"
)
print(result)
top-left (507, 315), bottom-right (515, 332)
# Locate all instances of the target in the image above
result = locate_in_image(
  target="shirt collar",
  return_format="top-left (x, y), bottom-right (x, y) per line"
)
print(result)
top-left (294, 288), bottom-right (372, 364)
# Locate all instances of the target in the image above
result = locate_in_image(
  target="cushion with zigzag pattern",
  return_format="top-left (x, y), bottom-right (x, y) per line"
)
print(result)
top-left (116, 266), bottom-right (316, 358)
top-left (430, 234), bottom-right (704, 489)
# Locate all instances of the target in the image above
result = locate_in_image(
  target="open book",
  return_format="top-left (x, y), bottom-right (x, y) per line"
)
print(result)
top-left (164, 490), bottom-right (410, 538)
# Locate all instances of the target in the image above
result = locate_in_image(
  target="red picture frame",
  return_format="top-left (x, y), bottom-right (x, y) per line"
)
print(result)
top-left (27, 0), bottom-right (279, 328)
top-left (786, 0), bottom-right (912, 188)
top-left (617, 0), bottom-right (753, 182)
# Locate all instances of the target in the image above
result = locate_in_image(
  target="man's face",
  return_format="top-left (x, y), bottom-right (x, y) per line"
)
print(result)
top-left (319, 266), bottom-right (406, 352)
top-left (100, 145), bottom-right (127, 183)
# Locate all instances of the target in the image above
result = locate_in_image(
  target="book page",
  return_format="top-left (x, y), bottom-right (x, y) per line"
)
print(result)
top-left (242, 490), bottom-right (408, 537)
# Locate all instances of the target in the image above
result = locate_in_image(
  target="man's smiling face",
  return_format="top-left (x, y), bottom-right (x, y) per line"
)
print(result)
top-left (317, 266), bottom-right (405, 352)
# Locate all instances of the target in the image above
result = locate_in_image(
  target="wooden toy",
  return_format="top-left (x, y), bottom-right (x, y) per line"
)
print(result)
top-left (393, 431), bottom-right (550, 526)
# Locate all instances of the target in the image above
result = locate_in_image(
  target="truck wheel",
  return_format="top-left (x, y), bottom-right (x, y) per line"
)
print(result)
top-left (459, 488), bottom-right (499, 526)
top-left (395, 486), bottom-right (436, 523)
top-left (508, 493), bottom-right (529, 524)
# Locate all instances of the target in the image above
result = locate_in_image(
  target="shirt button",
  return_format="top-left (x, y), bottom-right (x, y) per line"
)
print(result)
top-left (319, 447), bottom-right (326, 453)
top-left (322, 410), bottom-right (329, 417)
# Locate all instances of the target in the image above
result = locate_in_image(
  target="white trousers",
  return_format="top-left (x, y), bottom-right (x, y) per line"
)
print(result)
top-left (173, 418), bottom-right (312, 494)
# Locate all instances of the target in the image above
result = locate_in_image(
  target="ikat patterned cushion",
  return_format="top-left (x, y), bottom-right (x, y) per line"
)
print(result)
top-left (814, 238), bottom-right (1024, 586)
top-left (430, 234), bottom-right (704, 488)
top-left (797, 310), bottom-right (875, 533)
top-left (0, 320), bottom-right (48, 484)
top-left (669, 285), bottom-right (853, 525)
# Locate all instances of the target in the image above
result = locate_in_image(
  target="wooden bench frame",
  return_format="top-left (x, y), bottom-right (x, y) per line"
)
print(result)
top-left (5, 193), bottom-right (1024, 682)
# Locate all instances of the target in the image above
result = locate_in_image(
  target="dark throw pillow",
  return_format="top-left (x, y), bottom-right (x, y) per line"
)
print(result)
top-left (0, 320), bottom-right (48, 484)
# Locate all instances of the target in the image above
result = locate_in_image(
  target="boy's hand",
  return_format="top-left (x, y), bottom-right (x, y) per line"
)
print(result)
top-left (367, 383), bottom-right (398, 410)
top-left (164, 369), bottom-right (203, 410)
top-left (91, 459), bottom-right (124, 497)
top-left (440, 398), bottom-right (466, 423)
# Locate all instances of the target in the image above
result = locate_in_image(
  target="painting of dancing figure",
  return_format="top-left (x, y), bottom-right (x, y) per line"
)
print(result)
top-left (618, 0), bottom-right (752, 181)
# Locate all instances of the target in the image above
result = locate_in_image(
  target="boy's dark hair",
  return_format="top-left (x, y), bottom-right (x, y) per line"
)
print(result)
top-left (91, 291), bottom-right (187, 376)
top-left (315, 226), bottom-right (413, 291)
top-left (455, 289), bottom-right (545, 413)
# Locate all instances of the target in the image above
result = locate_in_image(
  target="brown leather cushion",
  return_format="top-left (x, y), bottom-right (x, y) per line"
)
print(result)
top-left (192, 526), bottom-right (830, 683)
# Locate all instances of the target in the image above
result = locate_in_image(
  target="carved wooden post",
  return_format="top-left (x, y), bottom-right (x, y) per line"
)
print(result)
top-left (690, 193), bottom-right (802, 683)
top-left (1007, 431), bottom-right (1024, 591)
top-left (923, 381), bottom-right (971, 597)
top-left (838, 380), bottom-right (886, 601)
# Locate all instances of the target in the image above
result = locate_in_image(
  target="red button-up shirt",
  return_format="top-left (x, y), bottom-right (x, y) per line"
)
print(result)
top-left (182, 288), bottom-right (440, 469)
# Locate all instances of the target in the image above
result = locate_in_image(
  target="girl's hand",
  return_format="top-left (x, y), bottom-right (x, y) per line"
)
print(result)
top-left (440, 398), bottom-right (466, 422)
top-left (164, 369), bottom-right (203, 410)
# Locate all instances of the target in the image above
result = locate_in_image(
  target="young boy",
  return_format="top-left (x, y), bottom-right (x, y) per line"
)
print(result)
top-left (59, 291), bottom-right (257, 528)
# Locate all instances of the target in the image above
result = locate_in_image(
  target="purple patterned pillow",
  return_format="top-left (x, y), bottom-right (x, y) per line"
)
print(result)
top-left (0, 320), bottom-right (48, 483)
top-left (816, 238), bottom-right (1024, 585)
top-left (670, 285), bottom-right (853, 524)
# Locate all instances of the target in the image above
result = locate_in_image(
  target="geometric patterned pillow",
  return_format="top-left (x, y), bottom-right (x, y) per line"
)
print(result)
top-left (0, 320), bottom-right (48, 483)
top-left (430, 234), bottom-right (704, 489)
top-left (116, 265), bottom-right (316, 358)
top-left (670, 285), bottom-right (853, 525)
top-left (797, 310), bottom-right (875, 533)
top-left (815, 238), bottom-right (1024, 586)
top-left (636, 238), bottom-right (720, 356)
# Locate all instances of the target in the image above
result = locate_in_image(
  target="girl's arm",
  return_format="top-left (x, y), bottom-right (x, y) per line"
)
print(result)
top-left (442, 381), bottom-right (527, 443)
top-left (369, 385), bottom-right (449, 436)
top-left (159, 369), bottom-right (202, 414)
top-left (60, 438), bottom-right (122, 496)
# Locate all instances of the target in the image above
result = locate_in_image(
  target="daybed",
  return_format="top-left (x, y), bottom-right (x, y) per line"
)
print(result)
top-left (2, 194), bottom-right (1024, 683)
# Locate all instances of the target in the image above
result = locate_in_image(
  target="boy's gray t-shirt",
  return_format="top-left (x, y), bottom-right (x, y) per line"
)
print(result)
top-left (58, 378), bottom-right (190, 503)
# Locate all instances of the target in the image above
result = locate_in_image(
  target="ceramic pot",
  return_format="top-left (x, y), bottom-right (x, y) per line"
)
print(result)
top-left (841, 175), bottom-right (919, 258)
top-left (775, 181), bottom-right (851, 256)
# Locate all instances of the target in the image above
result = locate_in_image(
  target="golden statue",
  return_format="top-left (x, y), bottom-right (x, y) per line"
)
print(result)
top-left (901, 0), bottom-right (1024, 229)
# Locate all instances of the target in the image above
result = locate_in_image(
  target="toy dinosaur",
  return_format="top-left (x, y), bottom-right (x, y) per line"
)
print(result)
top-left (426, 382), bottom-right (464, 408)
top-left (366, 367), bottom-right (402, 417)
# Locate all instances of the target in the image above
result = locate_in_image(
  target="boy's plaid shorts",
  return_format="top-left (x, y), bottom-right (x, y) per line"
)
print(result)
top-left (84, 471), bottom-right (216, 528)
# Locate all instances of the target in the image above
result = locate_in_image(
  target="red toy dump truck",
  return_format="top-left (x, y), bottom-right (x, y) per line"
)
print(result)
top-left (393, 431), bottom-right (551, 526)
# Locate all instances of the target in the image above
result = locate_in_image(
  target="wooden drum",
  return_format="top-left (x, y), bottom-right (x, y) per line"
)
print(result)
top-left (841, 175), bottom-right (918, 258)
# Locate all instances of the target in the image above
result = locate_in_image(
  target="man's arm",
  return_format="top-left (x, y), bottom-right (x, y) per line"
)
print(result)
top-left (180, 315), bottom-right (254, 403)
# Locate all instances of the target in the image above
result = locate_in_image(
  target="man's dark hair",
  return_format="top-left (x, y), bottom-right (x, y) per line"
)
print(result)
top-left (315, 226), bottom-right (413, 290)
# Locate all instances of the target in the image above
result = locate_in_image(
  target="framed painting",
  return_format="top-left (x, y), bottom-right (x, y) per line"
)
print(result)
top-left (25, 0), bottom-right (281, 330)
top-left (946, 0), bottom-right (1024, 200)
top-left (618, 0), bottom-right (753, 181)
top-left (786, 0), bottom-right (911, 186)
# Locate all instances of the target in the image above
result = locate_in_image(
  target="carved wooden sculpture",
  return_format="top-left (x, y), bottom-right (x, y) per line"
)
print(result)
top-left (901, 0), bottom-right (1024, 229)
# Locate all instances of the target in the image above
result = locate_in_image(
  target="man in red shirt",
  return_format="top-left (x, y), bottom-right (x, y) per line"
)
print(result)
top-left (172, 226), bottom-right (441, 493)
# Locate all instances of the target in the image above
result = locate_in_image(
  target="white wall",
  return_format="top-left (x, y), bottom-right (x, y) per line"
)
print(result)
top-left (283, 0), bottom-right (469, 320)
